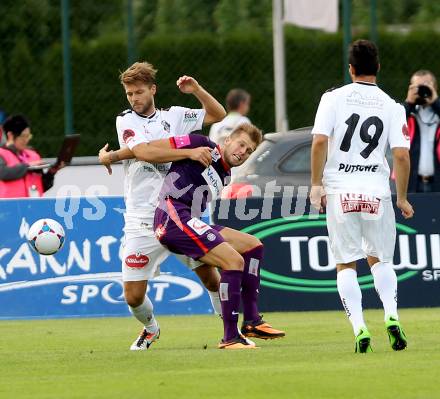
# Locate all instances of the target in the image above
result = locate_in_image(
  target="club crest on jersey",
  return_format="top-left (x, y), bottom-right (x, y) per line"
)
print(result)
top-left (211, 147), bottom-right (221, 162)
top-left (125, 253), bottom-right (149, 268)
top-left (123, 129), bottom-right (135, 143)
top-left (402, 123), bottom-right (410, 140)
top-left (340, 193), bottom-right (380, 214)
top-left (162, 120), bottom-right (171, 133)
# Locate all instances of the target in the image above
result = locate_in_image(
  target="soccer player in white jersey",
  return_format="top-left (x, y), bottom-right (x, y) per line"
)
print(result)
top-left (310, 40), bottom-right (414, 353)
top-left (104, 61), bottom-right (226, 350)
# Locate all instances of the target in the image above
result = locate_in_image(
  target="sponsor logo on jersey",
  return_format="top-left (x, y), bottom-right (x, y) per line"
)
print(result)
top-left (187, 218), bottom-right (211, 235)
top-left (125, 253), bottom-right (149, 268)
top-left (346, 91), bottom-right (384, 109)
top-left (184, 111), bottom-right (198, 122)
top-left (340, 193), bottom-right (380, 214)
top-left (338, 163), bottom-right (379, 173)
top-left (142, 163), bottom-right (170, 174)
top-left (123, 129), bottom-right (136, 143)
top-left (202, 166), bottom-right (224, 199)
top-left (402, 123), bottom-right (410, 140)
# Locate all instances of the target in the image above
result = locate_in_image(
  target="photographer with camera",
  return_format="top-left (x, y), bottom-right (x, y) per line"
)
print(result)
top-left (403, 70), bottom-right (440, 192)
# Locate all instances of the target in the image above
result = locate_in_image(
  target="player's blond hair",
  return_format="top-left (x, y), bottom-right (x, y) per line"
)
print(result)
top-left (120, 62), bottom-right (157, 86)
top-left (230, 123), bottom-right (263, 147)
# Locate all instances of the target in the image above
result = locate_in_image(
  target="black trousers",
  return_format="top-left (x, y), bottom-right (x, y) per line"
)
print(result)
top-left (416, 176), bottom-right (434, 193)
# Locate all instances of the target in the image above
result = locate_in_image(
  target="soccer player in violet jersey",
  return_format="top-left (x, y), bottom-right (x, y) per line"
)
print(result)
top-left (153, 124), bottom-right (285, 349)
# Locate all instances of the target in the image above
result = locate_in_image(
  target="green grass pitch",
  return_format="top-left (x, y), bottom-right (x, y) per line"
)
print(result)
top-left (0, 308), bottom-right (438, 399)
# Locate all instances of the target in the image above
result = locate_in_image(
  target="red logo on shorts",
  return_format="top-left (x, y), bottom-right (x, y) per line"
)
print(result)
top-left (123, 129), bottom-right (135, 143)
top-left (402, 124), bottom-right (410, 140)
top-left (340, 193), bottom-right (380, 214)
top-left (125, 253), bottom-right (149, 268)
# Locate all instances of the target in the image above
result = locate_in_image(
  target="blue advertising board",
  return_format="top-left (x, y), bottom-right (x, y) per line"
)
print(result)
top-left (0, 197), bottom-right (213, 319)
top-left (213, 193), bottom-right (440, 311)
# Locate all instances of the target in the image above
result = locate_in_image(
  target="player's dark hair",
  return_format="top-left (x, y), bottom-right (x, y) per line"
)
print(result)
top-left (412, 69), bottom-right (438, 90)
top-left (226, 89), bottom-right (250, 112)
top-left (120, 62), bottom-right (157, 87)
top-left (3, 114), bottom-right (29, 138)
top-left (230, 123), bottom-right (263, 147)
top-left (348, 39), bottom-right (379, 76)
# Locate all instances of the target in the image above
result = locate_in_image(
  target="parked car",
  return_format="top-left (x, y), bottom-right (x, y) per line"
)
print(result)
top-left (223, 127), bottom-right (313, 198)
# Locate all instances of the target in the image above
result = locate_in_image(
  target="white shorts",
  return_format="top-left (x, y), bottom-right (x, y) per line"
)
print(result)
top-left (122, 217), bottom-right (201, 282)
top-left (326, 193), bottom-right (396, 264)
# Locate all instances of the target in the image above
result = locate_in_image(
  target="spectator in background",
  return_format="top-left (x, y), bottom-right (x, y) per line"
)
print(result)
top-left (0, 115), bottom-right (61, 198)
top-left (209, 88), bottom-right (251, 146)
top-left (0, 109), bottom-right (7, 146)
top-left (403, 70), bottom-right (440, 192)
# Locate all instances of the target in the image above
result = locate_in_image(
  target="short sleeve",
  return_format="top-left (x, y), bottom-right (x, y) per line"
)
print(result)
top-left (311, 92), bottom-right (335, 137)
top-left (169, 106), bottom-right (206, 136)
top-left (169, 134), bottom-right (212, 149)
top-left (116, 115), bottom-right (150, 150)
top-left (388, 103), bottom-right (411, 149)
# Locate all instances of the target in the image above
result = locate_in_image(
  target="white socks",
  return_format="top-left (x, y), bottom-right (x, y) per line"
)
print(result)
top-left (208, 290), bottom-right (222, 315)
top-left (129, 296), bottom-right (158, 332)
top-left (371, 262), bottom-right (398, 321)
top-left (337, 268), bottom-right (366, 336)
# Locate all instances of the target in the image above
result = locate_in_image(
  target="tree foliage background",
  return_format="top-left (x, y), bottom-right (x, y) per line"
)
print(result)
top-left (0, 0), bottom-right (439, 156)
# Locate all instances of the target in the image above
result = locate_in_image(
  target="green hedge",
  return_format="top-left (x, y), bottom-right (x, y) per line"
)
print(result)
top-left (1, 30), bottom-right (439, 157)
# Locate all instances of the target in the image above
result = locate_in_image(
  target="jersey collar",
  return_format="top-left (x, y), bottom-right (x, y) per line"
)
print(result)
top-left (218, 145), bottom-right (231, 172)
top-left (354, 81), bottom-right (377, 86)
top-left (134, 109), bottom-right (157, 119)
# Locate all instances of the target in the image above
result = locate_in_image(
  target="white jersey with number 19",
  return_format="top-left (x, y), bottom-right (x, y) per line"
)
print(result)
top-left (312, 82), bottom-right (410, 199)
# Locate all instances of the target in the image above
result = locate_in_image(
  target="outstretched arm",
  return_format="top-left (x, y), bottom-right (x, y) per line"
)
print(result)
top-left (177, 76), bottom-right (226, 125)
top-left (98, 138), bottom-right (212, 174)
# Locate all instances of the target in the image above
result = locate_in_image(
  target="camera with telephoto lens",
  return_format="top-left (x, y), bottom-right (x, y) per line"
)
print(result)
top-left (415, 85), bottom-right (433, 105)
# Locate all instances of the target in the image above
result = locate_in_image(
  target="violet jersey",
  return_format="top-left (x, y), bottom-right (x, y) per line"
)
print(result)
top-left (159, 134), bottom-right (231, 216)
top-left (312, 82), bottom-right (410, 199)
top-left (116, 106), bottom-right (205, 219)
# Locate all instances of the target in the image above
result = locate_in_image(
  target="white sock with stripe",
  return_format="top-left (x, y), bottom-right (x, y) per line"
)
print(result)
top-left (337, 268), bottom-right (367, 336)
top-left (207, 290), bottom-right (222, 315)
top-left (129, 296), bottom-right (158, 332)
top-left (371, 262), bottom-right (398, 321)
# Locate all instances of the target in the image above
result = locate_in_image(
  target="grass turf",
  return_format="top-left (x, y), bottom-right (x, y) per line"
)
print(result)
top-left (0, 308), bottom-right (438, 399)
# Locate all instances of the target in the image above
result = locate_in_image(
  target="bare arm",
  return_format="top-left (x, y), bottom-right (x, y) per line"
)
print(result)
top-left (311, 134), bottom-right (328, 186)
top-left (98, 139), bottom-right (212, 174)
top-left (310, 134), bottom-right (328, 211)
top-left (392, 147), bottom-right (414, 219)
top-left (177, 76), bottom-right (226, 125)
